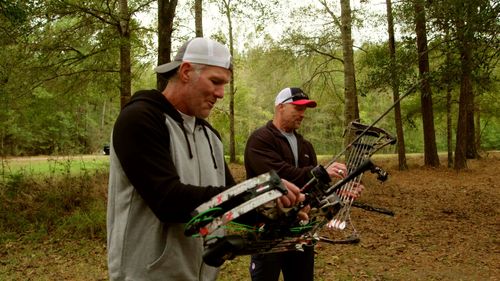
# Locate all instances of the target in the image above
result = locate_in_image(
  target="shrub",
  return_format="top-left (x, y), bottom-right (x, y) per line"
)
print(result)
top-left (0, 168), bottom-right (108, 242)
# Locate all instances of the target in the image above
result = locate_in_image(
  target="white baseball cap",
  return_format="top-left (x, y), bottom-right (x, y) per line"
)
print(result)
top-left (274, 87), bottom-right (317, 108)
top-left (154, 37), bottom-right (233, 76)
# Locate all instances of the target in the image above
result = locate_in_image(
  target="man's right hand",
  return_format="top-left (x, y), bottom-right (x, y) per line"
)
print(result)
top-left (277, 179), bottom-right (310, 221)
top-left (278, 179), bottom-right (305, 208)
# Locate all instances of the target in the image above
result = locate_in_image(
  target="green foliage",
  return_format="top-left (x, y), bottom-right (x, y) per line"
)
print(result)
top-left (0, 0), bottom-right (153, 156)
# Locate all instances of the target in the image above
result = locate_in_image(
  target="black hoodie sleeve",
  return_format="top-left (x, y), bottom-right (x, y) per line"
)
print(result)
top-left (112, 91), bottom-right (227, 223)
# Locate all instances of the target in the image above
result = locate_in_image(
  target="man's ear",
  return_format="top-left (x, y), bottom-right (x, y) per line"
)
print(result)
top-left (178, 62), bottom-right (192, 82)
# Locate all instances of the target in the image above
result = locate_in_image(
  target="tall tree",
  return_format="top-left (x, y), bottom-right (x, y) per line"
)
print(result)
top-left (211, 0), bottom-right (237, 162)
top-left (119, 0), bottom-right (132, 109)
top-left (444, 41), bottom-right (455, 168)
top-left (413, 0), bottom-right (440, 167)
top-left (339, 0), bottom-right (359, 145)
top-left (223, 0), bottom-right (237, 163)
top-left (49, 0), bottom-right (154, 109)
top-left (425, 0), bottom-right (499, 168)
top-left (212, 0), bottom-right (279, 162)
top-left (157, 0), bottom-right (178, 91)
top-left (454, 10), bottom-right (476, 168)
top-left (0, 0), bottom-right (156, 154)
top-left (386, 0), bottom-right (408, 170)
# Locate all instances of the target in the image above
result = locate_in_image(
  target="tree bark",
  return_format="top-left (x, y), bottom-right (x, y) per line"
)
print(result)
top-left (454, 8), bottom-right (476, 169)
top-left (413, 0), bottom-right (440, 167)
top-left (118, 0), bottom-right (131, 109)
top-left (194, 0), bottom-right (203, 37)
top-left (386, 0), bottom-right (407, 170)
top-left (340, 0), bottom-right (359, 147)
top-left (454, 66), bottom-right (469, 169)
top-left (157, 0), bottom-right (178, 91)
top-left (475, 105), bottom-right (481, 156)
top-left (464, 16), bottom-right (477, 159)
top-left (221, 0), bottom-right (236, 163)
top-left (466, 91), bottom-right (477, 159)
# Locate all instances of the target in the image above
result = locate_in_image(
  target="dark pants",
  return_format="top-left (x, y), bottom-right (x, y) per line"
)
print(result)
top-left (249, 246), bottom-right (314, 281)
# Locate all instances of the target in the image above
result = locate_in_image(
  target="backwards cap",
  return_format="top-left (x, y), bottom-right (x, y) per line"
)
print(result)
top-left (154, 37), bottom-right (232, 76)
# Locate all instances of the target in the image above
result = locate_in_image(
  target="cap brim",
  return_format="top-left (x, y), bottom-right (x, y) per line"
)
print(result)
top-left (291, 99), bottom-right (317, 108)
top-left (154, 61), bottom-right (182, 74)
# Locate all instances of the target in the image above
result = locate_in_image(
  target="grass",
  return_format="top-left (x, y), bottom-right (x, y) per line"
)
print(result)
top-left (0, 155), bottom-right (109, 178)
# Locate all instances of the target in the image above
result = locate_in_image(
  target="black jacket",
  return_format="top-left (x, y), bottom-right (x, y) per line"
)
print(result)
top-left (244, 120), bottom-right (317, 187)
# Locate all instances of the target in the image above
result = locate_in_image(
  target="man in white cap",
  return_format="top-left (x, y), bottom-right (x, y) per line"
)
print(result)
top-left (107, 38), bottom-right (306, 281)
top-left (244, 87), bottom-right (347, 281)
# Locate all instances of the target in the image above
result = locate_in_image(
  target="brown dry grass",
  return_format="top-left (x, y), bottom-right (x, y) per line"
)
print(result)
top-left (222, 153), bottom-right (500, 280)
top-left (0, 153), bottom-right (498, 280)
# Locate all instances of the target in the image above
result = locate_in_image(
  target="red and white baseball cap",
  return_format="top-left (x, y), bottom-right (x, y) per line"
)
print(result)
top-left (274, 87), bottom-right (317, 108)
top-left (154, 37), bottom-right (232, 76)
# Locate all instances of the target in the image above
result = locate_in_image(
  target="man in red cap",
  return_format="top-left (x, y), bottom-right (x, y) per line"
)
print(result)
top-left (244, 87), bottom-right (347, 281)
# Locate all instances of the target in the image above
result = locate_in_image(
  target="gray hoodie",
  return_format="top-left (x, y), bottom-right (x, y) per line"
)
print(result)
top-left (107, 90), bottom-right (235, 280)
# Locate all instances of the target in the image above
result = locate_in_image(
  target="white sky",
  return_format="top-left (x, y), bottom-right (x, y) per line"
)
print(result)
top-left (136, 0), bottom-right (390, 57)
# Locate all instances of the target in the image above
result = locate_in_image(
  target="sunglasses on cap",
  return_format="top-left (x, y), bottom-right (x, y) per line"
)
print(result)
top-left (280, 91), bottom-right (309, 104)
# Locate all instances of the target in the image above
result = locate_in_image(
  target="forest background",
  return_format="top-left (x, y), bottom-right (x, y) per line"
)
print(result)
top-left (1, 0), bottom-right (498, 169)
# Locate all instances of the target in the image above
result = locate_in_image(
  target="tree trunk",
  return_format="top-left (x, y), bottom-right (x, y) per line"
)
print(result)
top-left (222, 0), bottom-right (236, 163)
top-left (454, 68), bottom-right (469, 169)
top-left (413, 0), bottom-right (440, 167)
top-left (475, 105), bottom-right (481, 156)
top-left (464, 18), bottom-right (477, 159)
top-left (157, 0), bottom-right (178, 91)
top-left (443, 27), bottom-right (453, 168)
top-left (118, 0), bottom-right (131, 109)
top-left (194, 0), bottom-right (203, 37)
top-left (454, 13), bottom-right (474, 169)
top-left (454, 49), bottom-right (472, 169)
top-left (446, 86), bottom-right (453, 168)
top-left (340, 0), bottom-right (359, 147)
top-left (386, 0), bottom-right (407, 170)
top-left (466, 92), bottom-right (477, 159)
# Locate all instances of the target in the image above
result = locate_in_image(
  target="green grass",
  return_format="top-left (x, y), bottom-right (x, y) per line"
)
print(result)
top-left (0, 155), bottom-right (109, 179)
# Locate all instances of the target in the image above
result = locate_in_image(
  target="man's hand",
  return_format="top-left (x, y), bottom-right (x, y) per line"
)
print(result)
top-left (278, 179), bottom-right (305, 208)
top-left (326, 162), bottom-right (347, 179)
top-left (326, 162), bottom-right (365, 199)
top-left (277, 179), bottom-right (310, 221)
top-left (337, 181), bottom-right (365, 199)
